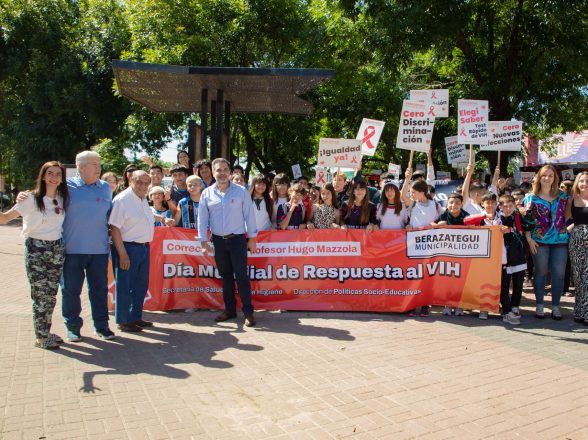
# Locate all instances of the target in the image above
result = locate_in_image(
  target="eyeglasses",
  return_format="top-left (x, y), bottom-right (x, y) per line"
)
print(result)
top-left (52, 199), bottom-right (62, 215)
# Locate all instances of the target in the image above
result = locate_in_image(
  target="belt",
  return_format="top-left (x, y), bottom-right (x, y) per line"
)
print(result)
top-left (212, 233), bottom-right (245, 240)
top-left (124, 241), bottom-right (150, 247)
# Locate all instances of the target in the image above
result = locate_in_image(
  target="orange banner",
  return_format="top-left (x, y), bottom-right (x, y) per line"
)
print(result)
top-left (108, 226), bottom-right (503, 313)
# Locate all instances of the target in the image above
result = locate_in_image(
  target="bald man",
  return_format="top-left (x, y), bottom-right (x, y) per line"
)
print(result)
top-left (109, 170), bottom-right (155, 332)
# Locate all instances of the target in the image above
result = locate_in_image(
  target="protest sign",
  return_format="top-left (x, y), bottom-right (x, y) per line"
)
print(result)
top-left (481, 121), bottom-right (523, 151)
top-left (410, 89), bottom-right (449, 118)
top-left (561, 169), bottom-right (575, 180)
top-left (315, 167), bottom-right (329, 185)
top-left (388, 163), bottom-right (401, 179)
top-left (519, 172), bottom-right (536, 184)
top-left (396, 100), bottom-right (435, 153)
top-left (436, 171), bottom-right (451, 181)
top-left (107, 227), bottom-right (502, 313)
top-left (318, 138), bottom-right (362, 168)
top-left (291, 164), bottom-right (302, 179)
top-left (444, 136), bottom-right (468, 164)
top-left (356, 118), bottom-right (385, 156)
top-left (457, 100), bottom-right (489, 145)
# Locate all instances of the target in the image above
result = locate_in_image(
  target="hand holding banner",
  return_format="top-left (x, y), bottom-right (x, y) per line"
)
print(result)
top-left (457, 99), bottom-right (489, 145)
top-left (356, 118), bottom-right (385, 156)
top-left (318, 138), bottom-right (362, 169)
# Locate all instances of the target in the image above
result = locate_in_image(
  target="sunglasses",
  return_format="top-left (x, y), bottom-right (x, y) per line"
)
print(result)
top-left (52, 199), bottom-right (63, 215)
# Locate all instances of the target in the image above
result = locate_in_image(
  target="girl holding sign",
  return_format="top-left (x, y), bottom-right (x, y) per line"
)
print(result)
top-left (523, 165), bottom-right (570, 320)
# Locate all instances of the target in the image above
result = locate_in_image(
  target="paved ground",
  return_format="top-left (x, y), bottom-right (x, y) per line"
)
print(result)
top-left (1, 223), bottom-right (587, 440)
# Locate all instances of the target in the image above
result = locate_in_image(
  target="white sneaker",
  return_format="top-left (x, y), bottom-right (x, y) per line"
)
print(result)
top-left (511, 307), bottom-right (521, 317)
top-left (535, 304), bottom-right (545, 319)
top-left (455, 308), bottom-right (464, 316)
top-left (503, 312), bottom-right (521, 325)
top-left (551, 306), bottom-right (562, 320)
top-left (478, 311), bottom-right (489, 320)
top-left (442, 306), bottom-right (452, 316)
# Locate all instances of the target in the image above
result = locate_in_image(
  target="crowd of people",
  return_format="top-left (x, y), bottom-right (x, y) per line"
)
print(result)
top-left (1, 148), bottom-right (587, 350)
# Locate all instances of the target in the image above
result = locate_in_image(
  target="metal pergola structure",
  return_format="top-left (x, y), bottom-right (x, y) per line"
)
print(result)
top-left (112, 60), bottom-right (335, 164)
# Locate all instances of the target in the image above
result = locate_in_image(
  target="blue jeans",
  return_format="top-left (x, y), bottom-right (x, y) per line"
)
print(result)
top-left (211, 235), bottom-right (253, 315)
top-left (532, 245), bottom-right (568, 307)
top-left (61, 253), bottom-right (110, 330)
top-left (111, 242), bottom-right (150, 325)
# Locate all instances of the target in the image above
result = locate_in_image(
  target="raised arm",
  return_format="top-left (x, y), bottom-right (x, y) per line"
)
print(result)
top-left (401, 168), bottom-right (413, 207)
top-left (462, 146), bottom-right (475, 202)
top-left (426, 147), bottom-right (435, 187)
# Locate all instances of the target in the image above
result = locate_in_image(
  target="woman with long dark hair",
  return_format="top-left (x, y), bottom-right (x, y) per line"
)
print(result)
top-left (340, 180), bottom-right (377, 230)
top-left (249, 174), bottom-right (273, 231)
top-left (0, 161), bottom-right (69, 349)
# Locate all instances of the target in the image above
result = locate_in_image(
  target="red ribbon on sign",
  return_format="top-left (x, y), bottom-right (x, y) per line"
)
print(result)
top-left (362, 126), bottom-right (377, 149)
top-left (317, 171), bottom-right (326, 184)
top-left (431, 91), bottom-right (438, 100)
top-left (460, 128), bottom-right (466, 137)
top-left (428, 105), bottom-right (436, 117)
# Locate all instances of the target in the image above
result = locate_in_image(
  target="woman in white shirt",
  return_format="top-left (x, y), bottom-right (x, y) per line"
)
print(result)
top-left (401, 169), bottom-right (442, 228)
top-left (377, 181), bottom-right (409, 230)
top-left (249, 174), bottom-right (273, 231)
top-left (0, 161), bottom-right (68, 349)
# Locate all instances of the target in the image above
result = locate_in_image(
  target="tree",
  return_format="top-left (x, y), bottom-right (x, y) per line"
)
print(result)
top-left (341, 0), bottom-right (588, 171)
top-left (0, 0), bottom-right (131, 178)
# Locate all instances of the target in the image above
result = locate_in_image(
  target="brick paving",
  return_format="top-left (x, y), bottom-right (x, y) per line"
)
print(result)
top-left (1, 223), bottom-right (588, 439)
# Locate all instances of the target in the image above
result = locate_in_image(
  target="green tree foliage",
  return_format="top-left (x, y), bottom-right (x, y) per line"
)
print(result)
top-left (0, 0), bottom-right (131, 175)
top-left (342, 0), bottom-right (588, 170)
top-left (1, 0), bottom-right (587, 185)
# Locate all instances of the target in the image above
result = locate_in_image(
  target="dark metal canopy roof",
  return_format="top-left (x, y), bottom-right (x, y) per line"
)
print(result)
top-left (112, 60), bottom-right (334, 115)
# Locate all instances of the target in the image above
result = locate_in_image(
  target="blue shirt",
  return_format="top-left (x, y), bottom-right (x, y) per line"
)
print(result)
top-left (62, 177), bottom-right (112, 254)
top-left (197, 182), bottom-right (257, 241)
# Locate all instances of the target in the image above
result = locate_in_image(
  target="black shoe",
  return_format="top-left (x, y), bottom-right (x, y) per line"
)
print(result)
top-left (244, 314), bottom-right (256, 327)
top-left (132, 320), bottom-right (154, 328)
top-left (117, 323), bottom-right (142, 332)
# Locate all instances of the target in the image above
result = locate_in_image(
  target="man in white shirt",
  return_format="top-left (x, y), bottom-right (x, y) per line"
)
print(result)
top-left (109, 170), bottom-right (155, 332)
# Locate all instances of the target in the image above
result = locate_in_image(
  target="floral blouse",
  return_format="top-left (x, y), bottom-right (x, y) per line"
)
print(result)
top-left (523, 191), bottom-right (569, 245)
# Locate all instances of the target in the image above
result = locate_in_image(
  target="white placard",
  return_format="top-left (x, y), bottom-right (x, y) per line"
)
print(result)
top-left (561, 169), bottom-right (575, 181)
top-left (396, 100), bottom-right (435, 153)
top-left (519, 172), bottom-right (536, 184)
top-left (388, 163), bottom-right (401, 179)
top-left (436, 171), bottom-right (451, 181)
top-left (291, 164), bottom-right (302, 179)
top-left (318, 138), bottom-right (362, 169)
top-left (356, 118), bottom-right (385, 156)
top-left (410, 89), bottom-right (449, 118)
top-left (444, 136), bottom-right (468, 164)
top-left (315, 167), bottom-right (329, 185)
top-left (457, 99), bottom-right (489, 145)
top-left (480, 121), bottom-right (523, 151)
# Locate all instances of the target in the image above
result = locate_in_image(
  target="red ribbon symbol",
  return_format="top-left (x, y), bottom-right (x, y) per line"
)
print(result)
top-left (316, 171), bottom-right (326, 184)
top-left (430, 91), bottom-right (438, 100)
top-left (428, 105), bottom-right (436, 117)
top-left (362, 126), bottom-right (377, 149)
top-left (460, 128), bottom-right (466, 137)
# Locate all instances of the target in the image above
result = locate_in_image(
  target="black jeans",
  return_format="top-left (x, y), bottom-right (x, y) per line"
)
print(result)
top-left (211, 235), bottom-right (253, 315)
top-left (501, 268), bottom-right (525, 314)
